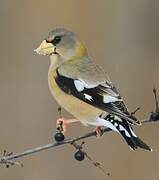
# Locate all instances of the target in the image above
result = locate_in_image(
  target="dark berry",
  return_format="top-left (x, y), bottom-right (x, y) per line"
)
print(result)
top-left (54, 132), bottom-right (65, 142)
top-left (150, 112), bottom-right (159, 121)
top-left (74, 150), bottom-right (85, 161)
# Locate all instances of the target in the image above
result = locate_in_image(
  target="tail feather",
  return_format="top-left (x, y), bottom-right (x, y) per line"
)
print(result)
top-left (119, 130), bottom-right (138, 150)
top-left (120, 129), bottom-right (152, 151)
top-left (100, 114), bottom-right (152, 151)
top-left (133, 137), bottom-right (152, 151)
top-left (117, 119), bottom-right (152, 151)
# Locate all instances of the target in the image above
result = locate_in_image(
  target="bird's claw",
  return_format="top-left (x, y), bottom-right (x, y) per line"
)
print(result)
top-left (95, 127), bottom-right (104, 137)
top-left (56, 118), bottom-right (68, 132)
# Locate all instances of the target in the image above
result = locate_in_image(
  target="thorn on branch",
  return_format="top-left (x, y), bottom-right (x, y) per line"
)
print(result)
top-left (153, 87), bottom-right (159, 113)
top-left (148, 88), bottom-right (159, 122)
top-left (131, 107), bottom-right (141, 115)
top-left (141, 88), bottom-right (159, 123)
top-left (84, 151), bottom-right (111, 177)
top-left (1, 150), bottom-right (23, 168)
top-left (58, 106), bottom-right (62, 118)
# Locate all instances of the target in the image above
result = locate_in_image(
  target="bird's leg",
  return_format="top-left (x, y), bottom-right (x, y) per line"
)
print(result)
top-left (56, 106), bottom-right (79, 132)
top-left (95, 126), bottom-right (104, 137)
top-left (56, 118), bottom-right (79, 132)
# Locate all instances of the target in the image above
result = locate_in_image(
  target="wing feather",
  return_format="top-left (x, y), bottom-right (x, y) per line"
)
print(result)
top-left (55, 69), bottom-right (140, 125)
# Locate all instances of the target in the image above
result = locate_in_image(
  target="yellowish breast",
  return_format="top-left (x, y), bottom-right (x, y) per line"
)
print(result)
top-left (48, 65), bottom-right (102, 125)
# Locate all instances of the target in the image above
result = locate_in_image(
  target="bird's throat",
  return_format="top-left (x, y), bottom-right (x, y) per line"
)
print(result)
top-left (50, 54), bottom-right (64, 69)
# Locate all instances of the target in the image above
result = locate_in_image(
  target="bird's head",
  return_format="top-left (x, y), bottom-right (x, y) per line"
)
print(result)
top-left (34, 28), bottom-right (87, 61)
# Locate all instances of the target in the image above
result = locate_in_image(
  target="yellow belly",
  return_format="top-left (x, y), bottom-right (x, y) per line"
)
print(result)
top-left (48, 66), bottom-right (103, 125)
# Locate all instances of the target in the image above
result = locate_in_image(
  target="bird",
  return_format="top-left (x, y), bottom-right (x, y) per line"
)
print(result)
top-left (34, 28), bottom-right (152, 151)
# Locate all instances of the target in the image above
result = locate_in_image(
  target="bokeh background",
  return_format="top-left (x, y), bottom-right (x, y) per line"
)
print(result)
top-left (0, 0), bottom-right (159, 179)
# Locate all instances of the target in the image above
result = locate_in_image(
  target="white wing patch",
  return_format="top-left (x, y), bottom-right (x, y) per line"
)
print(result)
top-left (74, 79), bottom-right (97, 92)
top-left (74, 80), bottom-right (84, 92)
top-left (84, 93), bottom-right (93, 101)
top-left (103, 95), bottom-right (120, 103)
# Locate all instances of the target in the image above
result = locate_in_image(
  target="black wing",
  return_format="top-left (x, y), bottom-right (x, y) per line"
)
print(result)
top-left (55, 69), bottom-right (140, 125)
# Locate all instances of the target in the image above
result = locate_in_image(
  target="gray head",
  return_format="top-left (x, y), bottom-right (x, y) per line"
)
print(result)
top-left (34, 28), bottom-right (84, 60)
top-left (46, 28), bottom-right (75, 46)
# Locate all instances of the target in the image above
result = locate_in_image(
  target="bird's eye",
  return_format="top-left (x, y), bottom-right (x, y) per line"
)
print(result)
top-left (45, 36), bottom-right (61, 46)
top-left (50, 36), bottom-right (61, 46)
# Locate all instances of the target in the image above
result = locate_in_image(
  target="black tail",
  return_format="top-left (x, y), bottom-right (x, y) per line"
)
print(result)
top-left (120, 131), bottom-right (152, 151)
top-left (118, 119), bottom-right (152, 151)
top-left (103, 114), bottom-right (152, 151)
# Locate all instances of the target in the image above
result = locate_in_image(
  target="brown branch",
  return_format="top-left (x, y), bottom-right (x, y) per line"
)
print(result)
top-left (0, 114), bottom-right (158, 179)
top-left (0, 128), bottom-right (111, 167)
top-left (0, 118), bottom-right (155, 167)
top-left (0, 89), bottom-right (158, 180)
top-left (0, 88), bottom-right (159, 172)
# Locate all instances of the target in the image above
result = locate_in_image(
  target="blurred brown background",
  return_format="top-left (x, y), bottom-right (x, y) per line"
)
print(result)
top-left (0, 0), bottom-right (159, 179)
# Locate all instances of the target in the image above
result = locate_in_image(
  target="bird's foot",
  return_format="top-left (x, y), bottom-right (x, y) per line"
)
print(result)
top-left (56, 118), bottom-right (79, 132)
top-left (56, 118), bottom-right (68, 132)
top-left (95, 126), bottom-right (104, 137)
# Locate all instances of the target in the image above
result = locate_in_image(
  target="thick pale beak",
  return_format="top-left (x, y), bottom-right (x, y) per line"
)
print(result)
top-left (34, 40), bottom-right (54, 55)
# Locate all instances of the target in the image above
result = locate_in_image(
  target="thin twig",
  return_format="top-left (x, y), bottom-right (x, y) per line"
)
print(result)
top-left (153, 87), bottom-right (159, 112)
top-left (0, 128), bottom-right (111, 166)
top-left (0, 118), bottom-right (154, 167)
top-left (0, 88), bottom-right (158, 176)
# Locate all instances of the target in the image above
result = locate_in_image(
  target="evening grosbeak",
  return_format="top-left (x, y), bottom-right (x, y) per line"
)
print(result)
top-left (34, 28), bottom-right (152, 151)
